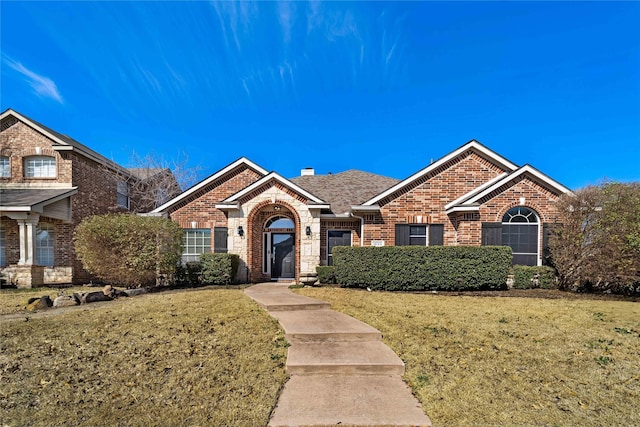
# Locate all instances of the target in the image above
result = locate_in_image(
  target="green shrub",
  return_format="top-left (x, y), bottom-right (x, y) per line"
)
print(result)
top-left (316, 266), bottom-right (337, 285)
top-left (512, 265), bottom-right (557, 289)
top-left (200, 253), bottom-right (239, 285)
top-left (173, 262), bottom-right (203, 287)
top-left (332, 246), bottom-right (512, 291)
top-left (74, 214), bottom-right (183, 288)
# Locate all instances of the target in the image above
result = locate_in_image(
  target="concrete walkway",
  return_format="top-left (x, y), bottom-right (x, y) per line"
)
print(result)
top-left (245, 283), bottom-right (431, 427)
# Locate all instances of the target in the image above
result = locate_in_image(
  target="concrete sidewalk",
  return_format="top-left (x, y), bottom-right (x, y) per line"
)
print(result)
top-left (245, 283), bottom-right (431, 427)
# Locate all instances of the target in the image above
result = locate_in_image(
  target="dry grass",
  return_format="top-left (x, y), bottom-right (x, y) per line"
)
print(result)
top-left (298, 287), bottom-right (640, 427)
top-left (0, 288), bottom-right (288, 426)
top-left (0, 286), bottom-right (89, 315)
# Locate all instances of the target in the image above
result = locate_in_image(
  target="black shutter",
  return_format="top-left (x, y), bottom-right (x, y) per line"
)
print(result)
top-left (429, 224), bottom-right (444, 246)
top-left (542, 223), bottom-right (557, 267)
top-left (213, 227), bottom-right (228, 253)
top-left (481, 222), bottom-right (502, 246)
top-left (395, 224), bottom-right (410, 246)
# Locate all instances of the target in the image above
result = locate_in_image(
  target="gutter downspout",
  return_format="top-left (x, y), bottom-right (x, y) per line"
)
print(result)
top-left (349, 212), bottom-right (365, 246)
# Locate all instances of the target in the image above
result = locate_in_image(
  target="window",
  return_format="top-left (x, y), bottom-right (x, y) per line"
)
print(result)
top-left (0, 156), bottom-right (9, 178)
top-left (327, 230), bottom-right (352, 266)
top-left (36, 223), bottom-right (55, 267)
top-left (395, 224), bottom-right (444, 246)
top-left (0, 223), bottom-right (6, 267)
top-left (25, 156), bottom-right (56, 178)
top-left (117, 181), bottom-right (130, 209)
top-left (501, 207), bottom-right (539, 266)
top-left (182, 229), bottom-right (211, 263)
top-left (266, 216), bottom-right (295, 230)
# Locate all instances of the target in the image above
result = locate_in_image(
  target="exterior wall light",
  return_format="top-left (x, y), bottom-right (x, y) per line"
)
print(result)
top-left (237, 226), bottom-right (244, 237)
top-left (306, 226), bottom-right (312, 236)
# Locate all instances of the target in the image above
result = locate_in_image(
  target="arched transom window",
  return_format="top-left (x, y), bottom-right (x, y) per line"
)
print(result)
top-left (265, 216), bottom-right (295, 230)
top-left (502, 207), bottom-right (539, 266)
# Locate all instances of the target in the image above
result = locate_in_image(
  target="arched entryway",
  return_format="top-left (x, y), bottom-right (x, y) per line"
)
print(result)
top-left (264, 216), bottom-right (296, 279)
top-left (247, 202), bottom-right (300, 282)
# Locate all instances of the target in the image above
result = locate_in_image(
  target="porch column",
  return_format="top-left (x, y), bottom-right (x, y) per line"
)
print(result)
top-left (16, 214), bottom-right (40, 266)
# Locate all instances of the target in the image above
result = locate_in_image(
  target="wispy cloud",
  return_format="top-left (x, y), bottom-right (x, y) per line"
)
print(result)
top-left (3, 55), bottom-right (64, 103)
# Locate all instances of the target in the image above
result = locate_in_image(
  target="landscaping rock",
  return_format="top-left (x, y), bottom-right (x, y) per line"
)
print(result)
top-left (74, 291), bottom-right (113, 304)
top-left (53, 295), bottom-right (78, 308)
top-left (123, 288), bottom-right (147, 297)
top-left (25, 296), bottom-right (53, 311)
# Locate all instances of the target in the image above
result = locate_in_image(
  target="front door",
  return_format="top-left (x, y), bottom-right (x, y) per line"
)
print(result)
top-left (271, 233), bottom-right (295, 279)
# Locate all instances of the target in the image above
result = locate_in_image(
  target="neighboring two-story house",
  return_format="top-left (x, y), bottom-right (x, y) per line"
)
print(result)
top-left (152, 140), bottom-right (571, 283)
top-left (0, 109), bottom-right (157, 287)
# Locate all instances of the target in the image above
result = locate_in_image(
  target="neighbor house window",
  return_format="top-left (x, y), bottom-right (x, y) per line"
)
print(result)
top-left (0, 156), bottom-right (10, 178)
top-left (24, 156), bottom-right (56, 178)
top-left (117, 180), bottom-right (130, 209)
top-left (327, 230), bottom-right (352, 266)
top-left (182, 229), bottom-right (211, 263)
top-left (0, 223), bottom-right (6, 267)
top-left (395, 224), bottom-right (444, 246)
top-left (36, 223), bottom-right (55, 267)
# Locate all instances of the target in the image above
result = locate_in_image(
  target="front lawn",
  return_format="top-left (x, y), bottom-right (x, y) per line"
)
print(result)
top-left (0, 288), bottom-right (288, 426)
top-left (298, 288), bottom-right (640, 427)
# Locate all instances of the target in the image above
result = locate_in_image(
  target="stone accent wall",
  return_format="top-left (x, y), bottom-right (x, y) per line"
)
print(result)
top-left (227, 185), bottom-right (322, 283)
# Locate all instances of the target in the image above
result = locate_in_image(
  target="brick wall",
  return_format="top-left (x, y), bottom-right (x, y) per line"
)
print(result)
top-left (169, 167), bottom-right (262, 229)
top-left (364, 152), bottom-right (506, 245)
top-left (1, 118), bottom-right (146, 283)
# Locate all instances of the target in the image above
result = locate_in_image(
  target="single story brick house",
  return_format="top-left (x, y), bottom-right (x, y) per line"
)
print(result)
top-left (0, 109), bottom-right (175, 287)
top-left (152, 140), bottom-right (571, 283)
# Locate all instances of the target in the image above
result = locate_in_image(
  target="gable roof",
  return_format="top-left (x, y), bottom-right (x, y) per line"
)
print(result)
top-left (360, 140), bottom-right (519, 207)
top-left (150, 157), bottom-right (268, 213)
top-left (291, 170), bottom-right (400, 215)
top-left (445, 164), bottom-right (572, 214)
top-left (216, 171), bottom-right (329, 209)
top-left (1, 109), bottom-right (130, 176)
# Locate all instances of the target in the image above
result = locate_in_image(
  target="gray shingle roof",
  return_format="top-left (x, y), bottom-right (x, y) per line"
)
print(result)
top-left (0, 188), bottom-right (77, 209)
top-left (290, 170), bottom-right (399, 215)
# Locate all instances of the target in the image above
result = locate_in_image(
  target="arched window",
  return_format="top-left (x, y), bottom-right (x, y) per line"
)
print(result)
top-left (24, 156), bottom-right (56, 178)
top-left (502, 207), bottom-right (539, 266)
top-left (265, 216), bottom-right (295, 230)
top-left (0, 156), bottom-right (9, 178)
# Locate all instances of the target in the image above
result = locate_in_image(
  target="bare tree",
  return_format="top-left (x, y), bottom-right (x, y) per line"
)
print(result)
top-left (108, 151), bottom-right (202, 213)
top-left (550, 182), bottom-right (640, 293)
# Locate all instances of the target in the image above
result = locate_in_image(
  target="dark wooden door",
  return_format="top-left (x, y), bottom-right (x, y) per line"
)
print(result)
top-left (272, 233), bottom-right (295, 278)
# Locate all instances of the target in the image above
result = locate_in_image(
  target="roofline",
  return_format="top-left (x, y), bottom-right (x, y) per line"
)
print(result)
top-left (0, 187), bottom-right (78, 212)
top-left (350, 205), bottom-right (381, 212)
top-left (150, 157), bottom-right (269, 213)
top-left (1, 109), bottom-right (132, 177)
top-left (464, 164), bottom-right (573, 205)
top-left (222, 171), bottom-right (326, 204)
top-left (445, 205), bottom-right (480, 214)
top-left (363, 140), bottom-right (519, 206)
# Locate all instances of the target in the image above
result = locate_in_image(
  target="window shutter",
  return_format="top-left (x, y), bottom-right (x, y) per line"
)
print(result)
top-left (542, 223), bottom-right (557, 266)
top-left (213, 227), bottom-right (228, 253)
top-left (481, 222), bottom-right (502, 246)
top-left (395, 224), bottom-right (410, 246)
top-left (429, 224), bottom-right (444, 246)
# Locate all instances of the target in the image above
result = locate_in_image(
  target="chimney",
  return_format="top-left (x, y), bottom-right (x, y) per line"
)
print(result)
top-left (301, 167), bottom-right (315, 176)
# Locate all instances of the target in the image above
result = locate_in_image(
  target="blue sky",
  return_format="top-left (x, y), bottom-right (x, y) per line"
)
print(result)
top-left (1, 1), bottom-right (638, 190)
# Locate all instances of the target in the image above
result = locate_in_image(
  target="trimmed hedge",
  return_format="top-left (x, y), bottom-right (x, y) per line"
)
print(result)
top-left (174, 262), bottom-right (203, 287)
top-left (512, 265), bottom-right (557, 289)
top-left (316, 266), bottom-right (337, 285)
top-left (332, 246), bottom-right (512, 291)
top-left (200, 253), bottom-right (240, 285)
